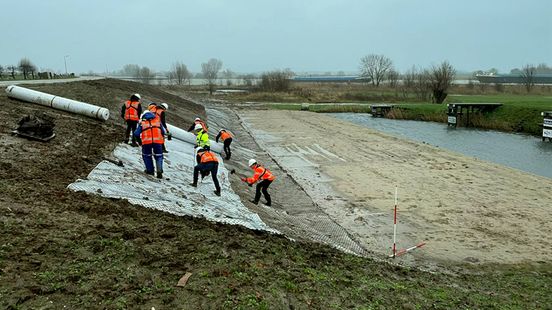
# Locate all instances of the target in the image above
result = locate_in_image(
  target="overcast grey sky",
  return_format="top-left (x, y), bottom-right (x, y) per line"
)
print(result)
top-left (2, 0), bottom-right (551, 74)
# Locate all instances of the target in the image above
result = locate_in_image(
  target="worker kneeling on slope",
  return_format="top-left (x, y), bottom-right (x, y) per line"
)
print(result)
top-left (134, 111), bottom-right (165, 179)
top-left (216, 129), bottom-right (233, 160)
top-left (190, 146), bottom-right (221, 196)
top-left (242, 159), bottom-right (275, 206)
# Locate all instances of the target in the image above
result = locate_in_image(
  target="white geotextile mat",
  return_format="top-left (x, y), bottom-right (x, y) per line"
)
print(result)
top-left (68, 139), bottom-right (278, 233)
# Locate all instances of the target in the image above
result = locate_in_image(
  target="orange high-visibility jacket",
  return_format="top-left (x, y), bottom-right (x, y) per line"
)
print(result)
top-left (220, 130), bottom-right (233, 141)
top-left (140, 118), bottom-right (164, 145)
top-left (196, 119), bottom-right (208, 132)
top-left (246, 165), bottom-right (275, 184)
top-left (197, 150), bottom-right (219, 163)
top-left (124, 101), bottom-right (140, 121)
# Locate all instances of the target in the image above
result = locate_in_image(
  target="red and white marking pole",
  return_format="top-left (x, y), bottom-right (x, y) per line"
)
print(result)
top-left (392, 186), bottom-right (398, 258)
top-left (389, 242), bottom-right (426, 258)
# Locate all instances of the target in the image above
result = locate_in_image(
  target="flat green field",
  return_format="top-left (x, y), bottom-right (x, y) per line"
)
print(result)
top-left (262, 94), bottom-right (552, 135)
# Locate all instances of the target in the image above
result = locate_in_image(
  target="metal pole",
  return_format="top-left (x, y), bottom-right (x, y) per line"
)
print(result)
top-left (64, 55), bottom-right (69, 75)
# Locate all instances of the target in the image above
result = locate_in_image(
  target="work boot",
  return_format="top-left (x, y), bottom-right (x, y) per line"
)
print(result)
top-left (263, 201), bottom-right (272, 207)
top-left (189, 183), bottom-right (197, 187)
top-left (131, 142), bottom-right (139, 147)
top-left (156, 171), bottom-right (163, 179)
top-left (249, 199), bottom-right (258, 205)
top-left (144, 170), bottom-right (154, 176)
top-left (214, 190), bottom-right (221, 196)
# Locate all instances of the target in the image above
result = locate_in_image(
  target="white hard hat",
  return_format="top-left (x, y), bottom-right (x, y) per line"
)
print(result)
top-left (160, 103), bottom-right (168, 110)
top-left (195, 117), bottom-right (201, 121)
top-left (134, 93), bottom-right (141, 100)
top-left (194, 124), bottom-right (203, 131)
top-left (248, 159), bottom-right (257, 167)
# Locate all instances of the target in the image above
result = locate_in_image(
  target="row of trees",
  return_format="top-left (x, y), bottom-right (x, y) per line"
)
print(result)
top-left (359, 54), bottom-right (456, 103)
top-left (0, 58), bottom-right (38, 80)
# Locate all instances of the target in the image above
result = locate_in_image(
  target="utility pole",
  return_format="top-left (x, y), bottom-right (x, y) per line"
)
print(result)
top-left (64, 55), bottom-right (70, 75)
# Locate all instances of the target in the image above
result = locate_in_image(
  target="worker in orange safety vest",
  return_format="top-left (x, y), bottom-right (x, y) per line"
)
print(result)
top-left (120, 93), bottom-right (142, 146)
top-left (241, 159), bottom-right (276, 206)
top-left (190, 146), bottom-right (221, 196)
top-left (187, 117), bottom-right (208, 132)
top-left (215, 129), bottom-right (233, 160)
top-left (134, 110), bottom-right (166, 179)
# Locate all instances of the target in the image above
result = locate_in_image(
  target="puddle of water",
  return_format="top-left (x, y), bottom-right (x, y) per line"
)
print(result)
top-left (331, 113), bottom-right (552, 179)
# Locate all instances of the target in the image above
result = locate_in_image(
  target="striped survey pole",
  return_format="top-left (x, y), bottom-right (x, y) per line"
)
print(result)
top-left (394, 242), bottom-right (427, 257)
top-left (388, 186), bottom-right (426, 258)
top-left (392, 186), bottom-right (398, 258)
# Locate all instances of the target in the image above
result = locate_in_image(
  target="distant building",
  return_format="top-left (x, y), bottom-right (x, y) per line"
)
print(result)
top-left (475, 73), bottom-right (552, 84)
top-left (291, 76), bottom-right (371, 83)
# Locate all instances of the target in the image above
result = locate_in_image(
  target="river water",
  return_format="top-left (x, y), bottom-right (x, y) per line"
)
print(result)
top-left (331, 113), bottom-right (552, 179)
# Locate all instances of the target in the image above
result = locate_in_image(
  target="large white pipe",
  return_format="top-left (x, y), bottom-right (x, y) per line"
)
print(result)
top-left (5, 85), bottom-right (110, 121)
top-left (167, 124), bottom-right (223, 154)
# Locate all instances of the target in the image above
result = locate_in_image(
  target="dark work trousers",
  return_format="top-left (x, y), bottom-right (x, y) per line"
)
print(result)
top-left (193, 162), bottom-right (220, 192)
top-left (254, 179), bottom-right (273, 206)
top-left (142, 143), bottom-right (163, 174)
top-left (223, 138), bottom-right (232, 159)
top-left (124, 120), bottom-right (138, 143)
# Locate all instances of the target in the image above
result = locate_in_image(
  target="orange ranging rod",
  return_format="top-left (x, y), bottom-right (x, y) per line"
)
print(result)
top-left (389, 242), bottom-right (426, 258)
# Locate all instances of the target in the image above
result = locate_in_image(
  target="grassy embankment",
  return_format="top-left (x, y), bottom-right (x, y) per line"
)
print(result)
top-left (219, 83), bottom-right (552, 136)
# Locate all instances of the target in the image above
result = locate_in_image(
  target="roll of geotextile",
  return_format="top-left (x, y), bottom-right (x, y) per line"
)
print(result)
top-left (167, 124), bottom-right (223, 154)
top-left (5, 85), bottom-right (110, 121)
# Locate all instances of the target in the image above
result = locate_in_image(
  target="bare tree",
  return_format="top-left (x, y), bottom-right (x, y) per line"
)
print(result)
top-left (120, 64), bottom-right (141, 77)
top-left (201, 58), bottom-right (223, 94)
top-left (7, 65), bottom-right (16, 79)
top-left (18, 58), bottom-right (35, 79)
top-left (521, 64), bottom-right (536, 93)
top-left (0, 65), bottom-right (3, 79)
top-left (241, 74), bottom-right (256, 86)
top-left (169, 62), bottom-right (191, 85)
top-left (387, 69), bottom-right (399, 88)
top-left (139, 66), bottom-right (155, 84)
top-left (415, 69), bottom-right (432, 101)
top-left (259, 70), bottom-right (294, 91)
top-left (359, 54), bottom-right (393, 87)
top-left (428, 61), bottom-right (456, 103)
top-left (535, 63), bottom-right (552, 74)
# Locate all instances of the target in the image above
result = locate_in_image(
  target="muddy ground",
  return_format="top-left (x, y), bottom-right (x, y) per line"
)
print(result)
top-left (0, 80), bottom-right (551, 309)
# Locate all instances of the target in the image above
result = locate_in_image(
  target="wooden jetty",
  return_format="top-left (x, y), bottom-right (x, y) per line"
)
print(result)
top-left (447, 103), bottom-right (503, 127)
top-left (542, 111), bottom-right (552, 142)
top-left (370, 104), bottom-right (394, 117)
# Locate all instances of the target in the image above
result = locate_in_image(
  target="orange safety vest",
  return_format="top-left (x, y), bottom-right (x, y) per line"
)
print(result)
top-left (140, 118), bottom-right (164, 145)
top-left (219, 130), bottom-right (233, 141)
top-left (197, 150), bottom-right (219, 163)
top-left (195, 119), bottom-right (208, 132)
top-left (124, 101), bottom-right (140, 121)
top-left (246, 165), bottom-right (275, 184)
